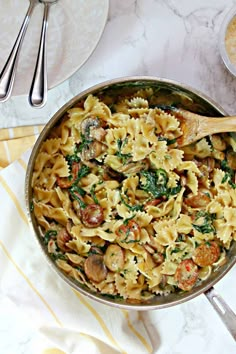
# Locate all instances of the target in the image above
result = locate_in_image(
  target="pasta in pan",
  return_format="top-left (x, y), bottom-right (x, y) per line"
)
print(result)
top-left (31, 88), bottom-right (236, 301)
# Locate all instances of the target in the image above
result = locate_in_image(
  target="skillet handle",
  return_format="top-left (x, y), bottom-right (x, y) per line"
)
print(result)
top-left (204, 286), bottom-right (236, 341)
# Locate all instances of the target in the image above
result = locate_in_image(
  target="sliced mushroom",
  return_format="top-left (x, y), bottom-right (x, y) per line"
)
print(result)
top-left (84, 254), bottom-right (108, 282)
top-left (81, 117), bottom-right (100, 136)
top-left (81, 140), bottom-right (105, 160)
top-left (104, 244), bottom-right (124, 272)
top-left (103, 166), bottom-right (124, 182)
top-left (90, 127), bottom-right (107, 141)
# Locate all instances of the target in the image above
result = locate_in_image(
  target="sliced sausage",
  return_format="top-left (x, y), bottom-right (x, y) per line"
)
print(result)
top-left (104, 244), bottom-right (124, 272)
top-left (174, 259), bottom-right (199, 291)
top-left (81, 204), bottom-right (104, 228)
top-left (185, 191), bottom-right (211, 208)
top-left (116, 220), bottom-right (141, 244)
top-left (57, 162), bottom-right (79, 188)
top-left (56, 228), bottom-right (72, 252)
top-left (192, 241), bottom-right (220, 267)
top-left (84, 254), bottom-right (107, 282)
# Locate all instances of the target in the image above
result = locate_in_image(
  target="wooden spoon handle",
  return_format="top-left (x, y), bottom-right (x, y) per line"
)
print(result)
top-left (198, 116), bottom-right (236, 137)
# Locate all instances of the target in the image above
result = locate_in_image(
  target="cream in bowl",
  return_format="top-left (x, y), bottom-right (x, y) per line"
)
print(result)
top-left (25, 77), bottom-right (236, 310)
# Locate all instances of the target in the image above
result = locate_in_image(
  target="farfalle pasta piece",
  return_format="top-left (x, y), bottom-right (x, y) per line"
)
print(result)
top-left (31, 152), bottom-right (51, 186)
top-left (186, 170), bottom-right (198, 195)
top-left (146, 265), bottom-right (163, 288)
top-left (182, 138), bottom-right (212, 158)
top-left (160, 260), bottom-right (178, 275)
top-left (50, 154), bottom-right (70, 177)
top-left (214, 219), bottom-right (234, 246)
top-left (60, 136), bottom-right (76, 156)
top-left (128, 97), bottom-right (149, 108)
top-left (207, 200), bottom-right (224, 218)
top-left (31, 89), bottom-right (236, 300)
top-left (34, 201), bottom-right (68, 227)
top-left (177, 161), bottom-right (201, 175)
top-left (147, 198), bottom-right (175, 218)
top-left (92, 272), bottom-right (117, 295)
top-left (153, 220), bottom-right (178, 246)
top-left (154, 109), bottom-right (180, 133)
top-left (176, 214), bottom-right (193, 234)
top-left (132, 134), bottom-right (152, 161)
top-left (33, 186), bottom-right (61, 207)
top-left (67, 238), bottom-right (91, 255)
top-left (41, 138), bottom-right (61, 155)
top-left (224, 207), bottom-right (236, 227)
top-left (148, 142), bottom-right (168, 168)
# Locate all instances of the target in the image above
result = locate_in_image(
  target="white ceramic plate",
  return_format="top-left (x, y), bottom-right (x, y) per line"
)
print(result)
top-left (0, 0), bottom-right (109, 96)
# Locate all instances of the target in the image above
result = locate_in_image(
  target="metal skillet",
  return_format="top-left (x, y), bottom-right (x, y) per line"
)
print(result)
top-left (25, 76), bottom-right (236, 341)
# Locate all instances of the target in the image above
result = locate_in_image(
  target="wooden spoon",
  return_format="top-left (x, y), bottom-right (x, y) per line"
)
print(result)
top-left (167, 108), bottom-right (236, 147)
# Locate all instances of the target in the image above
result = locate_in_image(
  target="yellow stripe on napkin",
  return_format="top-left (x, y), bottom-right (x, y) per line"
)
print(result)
top-left (0, 125), bottom-right (44, 169)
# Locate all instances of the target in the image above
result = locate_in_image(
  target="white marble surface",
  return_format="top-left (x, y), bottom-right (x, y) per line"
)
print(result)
top-left (1, 0), bottom-right (236, 353)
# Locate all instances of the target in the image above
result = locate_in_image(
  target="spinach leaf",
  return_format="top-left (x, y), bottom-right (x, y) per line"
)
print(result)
top-left (44, 230), bottom-right (57, 245)
top-left (66, 146), bottom-right (80, 167)
top-left (192, 211), bottom-right (216, 234)
top-left (69, 185), bottom-right (87, 209)
top-left (115, 138), bottom-right (132, 164)
top-left (78, 134), bottom-right (93, 152)
top-left (90, 184), bottom-right (99, 204)
top-left (221, 159), bottom-right (236, 189)
top-left (140, 168), bottom-right (181, 199)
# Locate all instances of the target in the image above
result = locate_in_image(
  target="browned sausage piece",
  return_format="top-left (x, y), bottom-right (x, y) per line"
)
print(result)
top-left (84, 254), bottom-right (108, 282)
top-left (57, 162), bottom-right (79, 188)
top-left (192, 241), bottom-right (220, 267)
top-left (57, 228), bottom-right (72, 252)
top-left (104, 244), bottom-right (124, 272)
top-left (116, 220), bottom-right (141, 244)
top-left (81, 204), bottom-right (104, 228)
top-left (185, 191), bottom-right (211, 208)
top-left (174, 259), bottom-right (199, 291)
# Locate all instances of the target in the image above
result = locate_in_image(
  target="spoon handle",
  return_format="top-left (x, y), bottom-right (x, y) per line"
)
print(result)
top-left (29, 3), bottom-right (49, 108)
top-left (200, 116), bottom-right (236, 136)
top-left (0, 0), bottom-right (37, 102)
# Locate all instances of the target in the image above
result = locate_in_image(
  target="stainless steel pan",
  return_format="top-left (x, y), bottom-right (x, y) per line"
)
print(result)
top-left (25, 76), bottom-right (236, 341)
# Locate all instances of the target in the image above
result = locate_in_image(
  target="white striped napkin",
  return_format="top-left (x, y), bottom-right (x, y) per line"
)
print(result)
top-left (0, 127), bottom-right (153, 354)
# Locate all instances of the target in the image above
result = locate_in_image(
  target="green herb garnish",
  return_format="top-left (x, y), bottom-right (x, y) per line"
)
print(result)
top-left (140, 168), bottom-right (180, 199)
top-left (90, 184), bottom-right (99, 204)
top-left (115, 138), bottom-right (132, 164)
top-left (192, 211), bottom-right (216, 234)
top-left (69, 185), bottom-right (86, 209)
top-left (66, 146), bottom-right (80, 167)
top-left (158, 136), bottom-right (177, 145)
top-left (44, 230), bottom-right (57, 245)
top-left (50, 253), bottom-right (67, 261)
top-left (78, 134), bottom-right (93, 152)
top-left (221, 159), bottom-right (236, 189)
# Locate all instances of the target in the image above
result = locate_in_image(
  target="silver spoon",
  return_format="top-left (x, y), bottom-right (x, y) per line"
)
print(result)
top-left (29, 0), bottom-right (58, 108)
top-left (0, 0), bottom-right (39, 102)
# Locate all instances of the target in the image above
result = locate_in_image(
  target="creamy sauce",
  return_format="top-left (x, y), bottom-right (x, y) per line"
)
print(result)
top-left (225, 16), bottom-right (236, 65)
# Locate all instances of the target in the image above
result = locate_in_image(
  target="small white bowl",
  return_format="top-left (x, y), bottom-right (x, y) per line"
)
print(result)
top-left (219, 5), bottom-right (236, 77)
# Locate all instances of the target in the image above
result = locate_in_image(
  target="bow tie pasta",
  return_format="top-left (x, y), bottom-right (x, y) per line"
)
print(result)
top-left (31, 89), bottom-right (236, 300)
